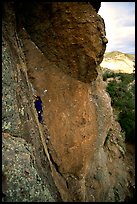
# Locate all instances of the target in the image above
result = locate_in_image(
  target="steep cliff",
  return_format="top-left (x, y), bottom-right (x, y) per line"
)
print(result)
top-left (2, 2), bottom-right (135, 202)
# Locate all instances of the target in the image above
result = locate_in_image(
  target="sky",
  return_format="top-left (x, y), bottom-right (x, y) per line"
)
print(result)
top-left (98, 2), bottom-right (135, 54)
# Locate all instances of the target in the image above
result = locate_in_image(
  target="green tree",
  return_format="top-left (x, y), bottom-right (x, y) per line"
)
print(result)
top-left (103, 71), bottom-right (135, 143)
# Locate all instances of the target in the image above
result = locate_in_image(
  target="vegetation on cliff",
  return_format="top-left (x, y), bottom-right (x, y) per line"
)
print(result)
top-left (103, 70), bottom-right (135, 143)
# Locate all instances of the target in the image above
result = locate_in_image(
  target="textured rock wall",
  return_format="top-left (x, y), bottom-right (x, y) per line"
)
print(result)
top-left (2, 133), bottom-right (55, 202)
top-left (16, 2), bottom-right (108, 83)
top-left (2, 1), bottom-right (134, 202)
top-left (2, 2), bottom-right (62, 202)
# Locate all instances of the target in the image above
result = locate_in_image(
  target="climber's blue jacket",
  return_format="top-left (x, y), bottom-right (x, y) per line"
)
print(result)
top-left (34, 96), bottom-right (43, 112)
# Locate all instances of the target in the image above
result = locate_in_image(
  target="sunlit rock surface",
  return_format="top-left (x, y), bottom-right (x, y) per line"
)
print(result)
top-left (2, 2), bottom-right (135, 202)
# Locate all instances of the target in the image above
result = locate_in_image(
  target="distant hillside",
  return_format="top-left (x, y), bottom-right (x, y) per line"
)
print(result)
top-left (100, 51), bottom-right (135, 73)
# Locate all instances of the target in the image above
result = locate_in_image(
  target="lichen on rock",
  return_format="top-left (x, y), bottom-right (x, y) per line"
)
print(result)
top-left (2, 133), bottom-right (55, 202)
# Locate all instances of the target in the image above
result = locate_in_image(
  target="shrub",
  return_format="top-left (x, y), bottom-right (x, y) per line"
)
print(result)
top-left (118, 110), bottom-right (135, 143)
top-left (103, 71), bottom-right (116, 81)
top-left (104, 71), bottom-right (135, 143)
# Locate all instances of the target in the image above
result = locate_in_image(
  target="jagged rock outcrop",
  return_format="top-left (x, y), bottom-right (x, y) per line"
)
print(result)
top-left (2, 1), bottom-right (135, 202)
top-left (15, 2), bottom-right (108, 83)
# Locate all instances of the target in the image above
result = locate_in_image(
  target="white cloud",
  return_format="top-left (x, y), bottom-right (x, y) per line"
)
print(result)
top-left (98, 2), bottom-right (135, 54)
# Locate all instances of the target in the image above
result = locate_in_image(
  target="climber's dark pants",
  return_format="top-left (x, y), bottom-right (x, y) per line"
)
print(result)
top-left (37, 111), bottom-right (42, 123)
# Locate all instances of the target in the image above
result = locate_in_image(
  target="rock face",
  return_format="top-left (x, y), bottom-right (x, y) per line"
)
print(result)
top-left (2, 2), bottom-right (135, 202)
top-left (100, 51), bottom-right (135, 73)
top-left (15, 2), bottom-right (108, 83)
top-left (2, 133), bottom-right (55, 202)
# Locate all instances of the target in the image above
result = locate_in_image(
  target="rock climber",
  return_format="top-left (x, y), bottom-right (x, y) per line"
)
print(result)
top-left (34, 95), bottom-right (43, 124)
